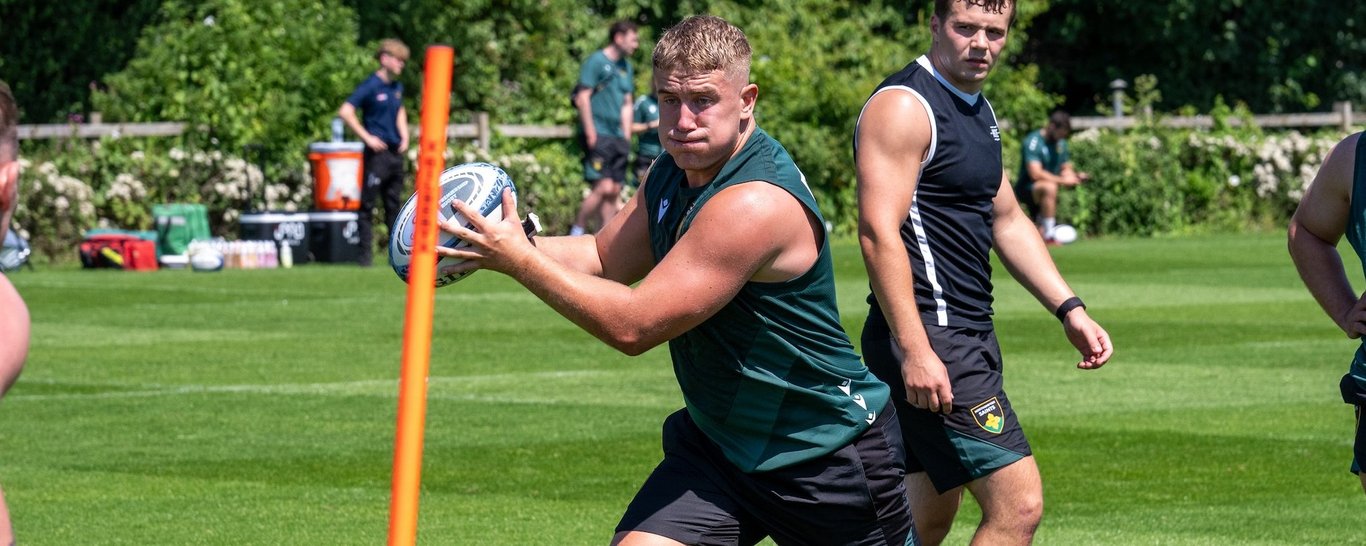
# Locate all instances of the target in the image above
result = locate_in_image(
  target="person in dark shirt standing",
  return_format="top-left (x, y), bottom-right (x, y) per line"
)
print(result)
top-left (436, 16), bottom-right (915, 545)
top-left (338, 38), bottom-right (410, 266)
top-left (855, 1), bottom-right (1113, 544)
top-left (568, 21), bottom-right (638, 236)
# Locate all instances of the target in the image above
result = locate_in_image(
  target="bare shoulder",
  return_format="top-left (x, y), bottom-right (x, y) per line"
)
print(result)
top-left (1291, 132), bottom-right (1362, 240)
top-left (857, 88), bottom-right (931, 156)
top-left (696, 181), bottom-right (808, 232)
top-left (687, 181), bottom-right (818, 282)
top-left (1309, 132), bottom-right (1363, 199)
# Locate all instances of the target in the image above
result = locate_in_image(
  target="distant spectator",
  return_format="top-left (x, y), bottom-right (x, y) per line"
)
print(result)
top-left (568, 20), bottom-right (638, 236)
top-left (630, 80), bottom-right (660, 188)
top-left (338, 38), bottom-right (410, 266)
top-left (1014, 109), bottom-right (1089, 245)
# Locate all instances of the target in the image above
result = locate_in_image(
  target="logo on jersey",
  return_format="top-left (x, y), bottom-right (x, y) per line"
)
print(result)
top-left (971, 397), bottom-right (1005, 434)
top-left (656, 198), bottom-right (670, 223)
top-left (989, 125), bottom-right (1001, 142)
top-left (838, 380), bottom-right (877, 424)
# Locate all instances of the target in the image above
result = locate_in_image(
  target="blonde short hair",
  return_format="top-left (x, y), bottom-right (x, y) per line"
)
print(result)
top-left (652, 15), bottom-right (751, 82)
top-left (377, 38), bottom-right (410, 62)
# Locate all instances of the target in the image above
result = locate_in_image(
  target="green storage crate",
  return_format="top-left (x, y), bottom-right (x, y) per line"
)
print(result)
top-left (153, 203), bottom-right (211, 256)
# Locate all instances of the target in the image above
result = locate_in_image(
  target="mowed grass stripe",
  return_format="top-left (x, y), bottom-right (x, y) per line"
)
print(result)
top-left (2, 233), bottom-right (1361, 545)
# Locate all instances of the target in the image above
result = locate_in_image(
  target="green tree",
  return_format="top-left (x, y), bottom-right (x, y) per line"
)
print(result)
top-left (1024, 0), bottom-right (1364, 114)
top-left (0, 0), bottom-right (161, 123)
top-left (91, 0), bottom-right (373, 176)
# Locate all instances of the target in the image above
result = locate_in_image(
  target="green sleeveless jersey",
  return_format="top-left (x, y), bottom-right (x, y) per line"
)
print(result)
top-left (642, 128), bottom-right (891, 472)
top-left (1343, 134), bottom-right (1366, 391)
top-left (577, 50), bottom-right (633, 138)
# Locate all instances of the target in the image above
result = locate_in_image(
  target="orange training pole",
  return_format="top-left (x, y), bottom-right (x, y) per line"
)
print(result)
top-left (388, 44), bottom-right (453, 546)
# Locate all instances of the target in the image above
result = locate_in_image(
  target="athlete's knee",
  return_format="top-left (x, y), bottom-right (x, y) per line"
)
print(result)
top-left (910, 495), bottom-right (960, 546)
top-left (981, 490), bottom-right (1042, 540)
top-left (1032, 182), bottom-right (1058, 202)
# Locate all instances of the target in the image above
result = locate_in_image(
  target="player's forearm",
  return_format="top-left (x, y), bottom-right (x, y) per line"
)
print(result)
top-left (508, 250), bottom-right (663, 356)
top-left (995, 215), bottom-right (1075, 310)
top-left (1289, 221), bottom-right (1358, 330)
top-left (859, 233), bottom-right (935, 356)
top-left (531, 235), bottom-right (605, 277)
top-left (575, 102), bottom-right (596, 141)
top-left (338, 110), bottom-right (371, 141)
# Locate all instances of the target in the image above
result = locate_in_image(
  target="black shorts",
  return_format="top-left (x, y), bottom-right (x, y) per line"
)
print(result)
top-left (580, 134), bottom-right (630, 183)
top-left (1341, 374), bottom-right (1365, 474)
top-left (862, 314), bottom-right (1031, 493)
top-left (616, 408), bottom-right (917, 546)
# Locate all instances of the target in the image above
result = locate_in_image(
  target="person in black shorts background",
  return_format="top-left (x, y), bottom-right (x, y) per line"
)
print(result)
top-left (855, 1), bottom-right (1114, 544)
top-left (568, 21), bottom-right (639, 236)
top-left (438, 16), bottom-right (915, 545)
top-left (338, 38), bottom-right (410, 266)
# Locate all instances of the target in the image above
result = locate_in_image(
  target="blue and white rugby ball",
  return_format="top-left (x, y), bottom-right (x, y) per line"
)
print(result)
top-left (388, 162), bottom-right (516, 287)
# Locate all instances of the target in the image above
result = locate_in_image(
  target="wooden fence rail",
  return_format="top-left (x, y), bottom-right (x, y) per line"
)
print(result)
top-left (17, 102), bottom-right (1362, 149)
top-left (1071, 101), bottom-right (1360, 131)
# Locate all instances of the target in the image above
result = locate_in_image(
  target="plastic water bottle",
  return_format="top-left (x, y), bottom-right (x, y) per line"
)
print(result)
top-left (280, 240), bottom-right (293, 269)
top-left (265, 240), bottom-right (278, 268)
top-left (331, 117), bottom-right (344, 142)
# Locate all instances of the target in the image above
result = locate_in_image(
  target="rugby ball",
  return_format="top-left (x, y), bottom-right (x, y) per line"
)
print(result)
top-left (1051, 224), bottom-right (1079, 245)
top-left (189, 249), bottom-right (225, 272)
top-left (388, 162), bottom-right (516, 287)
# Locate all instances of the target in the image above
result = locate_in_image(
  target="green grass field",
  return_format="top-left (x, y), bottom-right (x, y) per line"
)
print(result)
top-left (2, 233), bottom-right (1361, 545)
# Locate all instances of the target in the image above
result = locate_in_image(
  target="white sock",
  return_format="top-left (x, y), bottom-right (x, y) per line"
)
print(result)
top-left (1042, 217), bottom-right (1056, 238)
top-left (569, 225), bottom-right (585, 236)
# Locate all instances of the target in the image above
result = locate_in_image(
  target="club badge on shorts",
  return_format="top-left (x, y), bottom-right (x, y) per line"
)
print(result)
top-left (972, 397), bottom-right (1005, 434)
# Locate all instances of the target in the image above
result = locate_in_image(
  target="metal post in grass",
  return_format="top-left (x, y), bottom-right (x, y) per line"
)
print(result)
top-left (388, 44), bottom-right (453, 546)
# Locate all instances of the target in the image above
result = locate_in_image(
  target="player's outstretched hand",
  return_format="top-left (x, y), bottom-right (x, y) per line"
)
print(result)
top-left (1062, 310), bottom-right (1113, 370)
top-left (437, 188), bottom-right (532, 276)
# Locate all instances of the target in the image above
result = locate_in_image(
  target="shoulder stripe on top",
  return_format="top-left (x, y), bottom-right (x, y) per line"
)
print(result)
top-left (856, 86), bottom-right (939, 169)
top-left (908, 200), bottom-right (948, 326)
top-left (856, 84), bottom-right (948, 325)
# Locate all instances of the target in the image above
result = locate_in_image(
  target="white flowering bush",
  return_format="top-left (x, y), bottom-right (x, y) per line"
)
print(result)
top-left (440, 141), bottom-right (582, 235)
top-left (14, 138), bottom-right (310, 261)
top-left (1063, 120), bottom-right (1347, 237)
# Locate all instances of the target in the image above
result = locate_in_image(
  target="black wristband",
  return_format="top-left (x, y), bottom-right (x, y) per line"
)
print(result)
top-left (522, 212), bottom-right (542, 240)
top-left (1054, 296), bottom-right (1086, 322)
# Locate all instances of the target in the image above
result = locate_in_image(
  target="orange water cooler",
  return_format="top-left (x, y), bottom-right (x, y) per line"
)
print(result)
top-left (308, 141), bottom-right (365, 211)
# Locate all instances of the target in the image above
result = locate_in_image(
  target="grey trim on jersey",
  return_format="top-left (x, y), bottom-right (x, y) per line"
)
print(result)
top-left (917, 56), bottom-right (982, 104)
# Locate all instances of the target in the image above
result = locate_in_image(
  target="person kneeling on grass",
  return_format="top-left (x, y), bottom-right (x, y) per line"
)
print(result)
top-left (437, 15), bottom-right (916, 546)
